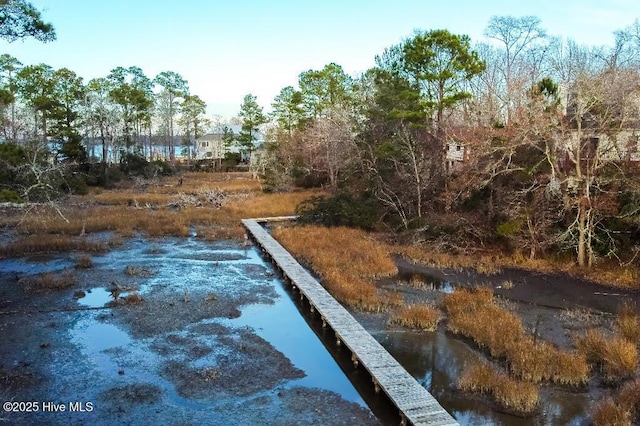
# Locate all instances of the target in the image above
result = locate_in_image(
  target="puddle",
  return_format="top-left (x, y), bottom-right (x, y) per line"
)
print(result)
top-left (397, 270), bottom-right (455, 293)
top-left (74, 321), bottom-right (131, 353)
top-left (76, 288), bottom-right (113, 308)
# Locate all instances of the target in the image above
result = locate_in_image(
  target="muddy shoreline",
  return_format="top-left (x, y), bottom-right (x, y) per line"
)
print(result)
top-left (1, 235), bottom-right (637, 425)
top-left (0, 238), bottom-right (380, 426)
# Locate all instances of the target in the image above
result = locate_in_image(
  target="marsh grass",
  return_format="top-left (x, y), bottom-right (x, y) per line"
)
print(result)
top-left (398, 246), bottom-right (502, 275)
top-left (19, 271), bottom-right (77, 292)
top-left (272, 225), bottom-right (397, 311)
top-left (576, 325), bottom-right (639, 383)
top-left (615, 304), bottom-right (640, 344)
top-left (618, 378), bottom-right (640, 418)
top-left (443, 288), bottom-right (589, 387)
top-left (591, 397), bottom-right (632, 426)
top-left (75, 255), bottom-right (93, 269)
top-left (458, 362), bottom-right (539, 416)
top-left (601, 337), bottom-right (638, 382)
top-left (124, 265), bottom-right (154, 277)
top-left (389, 304), bottom-right (441, 331)
top-left (1, 235), bottom-right (110, 257)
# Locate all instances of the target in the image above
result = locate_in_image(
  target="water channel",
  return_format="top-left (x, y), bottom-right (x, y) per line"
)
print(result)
top-left (0, 233), bottom-right (593, 424)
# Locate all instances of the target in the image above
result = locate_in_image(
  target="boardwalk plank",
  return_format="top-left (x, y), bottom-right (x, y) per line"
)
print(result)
top-left (242, 219), bottom-right (458, 426)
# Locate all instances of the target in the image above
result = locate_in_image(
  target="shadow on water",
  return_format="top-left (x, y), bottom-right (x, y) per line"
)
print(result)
top-left (377, 330), bottom-right (589, 426)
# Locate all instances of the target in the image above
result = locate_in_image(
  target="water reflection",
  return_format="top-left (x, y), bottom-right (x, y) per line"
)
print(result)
top-left (377, 331), bottom-right (589, 425)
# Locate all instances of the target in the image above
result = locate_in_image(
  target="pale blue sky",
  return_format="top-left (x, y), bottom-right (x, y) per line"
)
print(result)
top-left (3, 0), bottom-right (638, 118)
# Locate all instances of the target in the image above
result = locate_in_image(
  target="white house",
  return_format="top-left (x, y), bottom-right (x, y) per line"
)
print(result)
top-left (195, 125), bottom-right (264, 161)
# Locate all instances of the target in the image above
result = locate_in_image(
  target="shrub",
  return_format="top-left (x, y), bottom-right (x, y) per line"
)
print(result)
top-left (296, 193), bottom-right (381, 230)
top-left (0, 189), bottom-right (23, 203)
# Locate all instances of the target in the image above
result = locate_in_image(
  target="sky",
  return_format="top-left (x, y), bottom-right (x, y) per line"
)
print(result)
top-left (3, 0), bottom-right (639, 119)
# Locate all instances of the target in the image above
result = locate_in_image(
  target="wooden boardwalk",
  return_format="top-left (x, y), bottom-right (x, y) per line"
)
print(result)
top-left (242, 219), bottom-right (458, 426)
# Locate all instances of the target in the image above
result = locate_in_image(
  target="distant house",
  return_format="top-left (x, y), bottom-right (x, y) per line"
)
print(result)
top-left (195, 125), bottom-right (264, 162)
top-left (446, 141), bottom-right (468, 171)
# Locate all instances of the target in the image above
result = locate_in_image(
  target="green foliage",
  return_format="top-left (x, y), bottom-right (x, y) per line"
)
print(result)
top-left (59, 135), bottom-right (87, 163)
top-left (150, 159), bottom-right (174, 176)
top-left (496, 220), bottom-right (523, 237)
top-left (0, 0), bottom-right (56, 42)
top-left (296, 193), bottom-right (381, 230)
top-left (119, 152), bottom-right (173, 178)
top-left (236, 93), bottom-right (267, 155)
top-left (298, 63), bottom-right (353, 118)
top-left (119, 152), bottom-right (149, 176)
top-left (0, 188), bottom-right (22, 203)
top-left (270, 86), bottom-right (306, 132)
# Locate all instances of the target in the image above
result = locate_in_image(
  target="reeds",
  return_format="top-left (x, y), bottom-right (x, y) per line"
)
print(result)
top-left (1, 235), bottom-right (110, 257)
top-left (389, 304), bottom-right (441, 331)
top-left (591, 397), bottom-right (632, 426)
top-left (19, 271), bottom-right (77, 292)
top-left (576, 328), bottom-right (639, 383)
top-left (458, 362), bottom-right (539, 416)
top-left (601, 337), bottom-right (638, 382)
top-left (272, 225), bottom-right (397, 311)
top-left (591, 378), bottom-right (640, 425)
top-left (443, 288), bottom-right (589, 387)
top-left (615, 303), bottom-right (640, 344)
top-left (75, 255), bottom-right (93, 269)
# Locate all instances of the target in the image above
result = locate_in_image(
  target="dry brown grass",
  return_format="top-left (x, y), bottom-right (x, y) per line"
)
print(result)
top-left (153, 172), bottom-right (261, 194)
top-left (124, 265), bottom-right (154, 277)
top-left (576, 328), bottom-right (639, 383)
top-left (272, 225), bottom-right (397, 311)
top-left (389, 304), bottom-right (441, 331)
top-left (442, 288), bottom-right (523, 358)
top-left (575, 329), bottom-right (608, 363)
top-left (616, 304), bottom-right (640, 344)
top-left (75, 255), bottom-right (93, 269)
top-left (6, 172), bottom-right (320, 244)
top-left (19, 271), bottom-right (77, 292)
top-left (398, 246), bottom-right (502, 275)
top-left (618, 378), bottom-right (640, 416)
top-left (458, 361), bottom-right (539, 416)
top-left (1, 235), bottom-right (110, 257)
top-left (601, 337), bottom-right (638, 382)
top-left (91, 192), bottom-right (174, 206)
top-left (591, 397), bottom-right (632, 426)
top-left (443, 288), bottom-right (589, 387)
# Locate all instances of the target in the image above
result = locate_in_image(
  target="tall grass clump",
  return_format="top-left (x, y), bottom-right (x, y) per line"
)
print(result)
top-left (576, 329), bottom-right (639, 383)
top-left (591, 397), bottom-right (632, 426)
top-left (618, 378), bottom-right (640, 419)
top-left (601, 336), bottom-right (638, 382)
top-left (0, 235), bottom-right (109, 257)
top-left (443, 288), bottom-right (589, 387)
top-left (389, 304), bottom-right (440, 331)
top-left (616, 303), bottom-right (640, 344)
top-left (19, 271), bottom-right (77, 292)
top-left (272, 225), bottom-right (397, 311)
top-left (75, 255), bottom-right (93, 269)
top-left (458, 362), bottom-right (539, 416)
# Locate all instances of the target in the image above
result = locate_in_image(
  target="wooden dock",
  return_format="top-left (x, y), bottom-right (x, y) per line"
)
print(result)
top-left (242, 219), bottom-right (458, 426)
